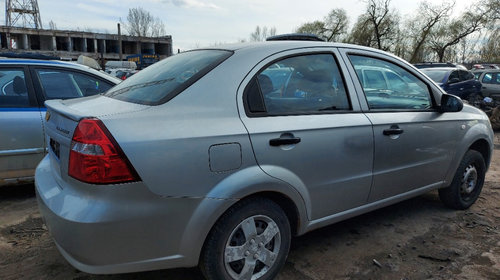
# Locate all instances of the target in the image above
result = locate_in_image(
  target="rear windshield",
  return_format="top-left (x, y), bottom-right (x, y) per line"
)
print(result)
top-left (104, 50), bottom-right (232, 105)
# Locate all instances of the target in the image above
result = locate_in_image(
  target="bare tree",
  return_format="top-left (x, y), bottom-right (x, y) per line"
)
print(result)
top-left (429, 8), bottom-right (487, 62)
top-left (406, 1), bottom-right (454, 63)
top-left (296, 9), bottom-right (349, 42)
top-left (348, 0), bottom-right (399, 51)
top-left (480, 29), bottom-right (500, 62)
top-left (367, 0), bottom-right (394, 50)
top-left (121, 7), bottom-right (166, 37)
top-left (347, 14), bottom-right (376, 47)
top-left (249, 26), bottom-right (277, 41)
top-left (48, 20), bottom-right (57, 30)
top-left (296, 21), bottom-right (326, 37)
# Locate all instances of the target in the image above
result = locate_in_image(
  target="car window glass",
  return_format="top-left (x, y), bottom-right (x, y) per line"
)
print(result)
top-left (105, 50), bottom-right (232, 105)
top-left (248, 54), bottom-right (350, 115)
top-left (349, 55), bottom-right (432, 110)
top-left (458, 70), bottom-right (472, 81)
top-left (0, 68), bottom-right (30, 108)
top-left (482, 73), bottom-right (493, 83)
top-left (36, 69), bottom-right (113, 99)
top-left (364, 70), bottom-right (387, 89)
top-left (466, 71), bottom-right (474, 80)
top-left (72, 73), bottom-right (113, 96)
top-left (496, 73), bottom-right (500, 84)
top-left (385, 71), bottom-right (409, 92)
top-left (448, 71), bottom-right (459, 82)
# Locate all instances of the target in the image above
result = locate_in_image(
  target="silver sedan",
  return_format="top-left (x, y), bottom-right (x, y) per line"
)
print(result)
top-left (36, 38), bottom-right (494, 280)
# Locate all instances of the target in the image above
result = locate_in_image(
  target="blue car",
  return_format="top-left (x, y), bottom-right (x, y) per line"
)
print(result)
top-left (0, 59), bottom-right (119, 187)
top-left (420, 67), bottom-right (482, 105)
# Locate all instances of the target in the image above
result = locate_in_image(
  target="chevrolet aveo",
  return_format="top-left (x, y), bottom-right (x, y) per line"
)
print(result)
top-left (35, 39), bottom-right (494, 280)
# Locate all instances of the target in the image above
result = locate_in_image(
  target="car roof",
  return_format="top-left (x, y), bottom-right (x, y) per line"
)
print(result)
top-left (419, 67), bottom-right (459, 71)
top-left (0, 58), bottom-right (77, 66)
top-left (480, 69), bottom-right (500, 73)
top-left (0, 58), bottom-right (120, 83)
top-left (200, 41), bottom-right (398, 58)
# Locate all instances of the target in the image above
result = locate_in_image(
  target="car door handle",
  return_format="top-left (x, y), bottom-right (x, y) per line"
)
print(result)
top-left (269, 136), bottom-right (301, 146)
top-left (383, 126), bottom-right (404, 136)
top-left (483, 87), bottom-right (487, 89)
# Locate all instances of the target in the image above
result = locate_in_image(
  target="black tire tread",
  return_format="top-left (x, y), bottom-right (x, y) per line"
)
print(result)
top-left (439, 150), bottom-right (485, 210)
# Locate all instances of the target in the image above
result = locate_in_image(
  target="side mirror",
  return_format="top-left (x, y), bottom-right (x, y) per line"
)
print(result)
top-left (439, 94), bottom-right (463, 113)
top-left (448, 78), bottom-right (460, 84)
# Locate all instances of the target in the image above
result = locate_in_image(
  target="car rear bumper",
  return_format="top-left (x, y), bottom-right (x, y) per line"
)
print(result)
top-left (35, 155), bottom-right (233, 274)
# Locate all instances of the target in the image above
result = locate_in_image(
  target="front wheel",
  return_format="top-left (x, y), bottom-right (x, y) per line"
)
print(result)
top-left (439, 150), bottom-right (486, 210)
top-left (200, 198), bottom-right (291, 280)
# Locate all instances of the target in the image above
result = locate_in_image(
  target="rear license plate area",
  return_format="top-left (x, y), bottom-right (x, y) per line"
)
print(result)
top-left (49, 138), bottom-right (60, 159)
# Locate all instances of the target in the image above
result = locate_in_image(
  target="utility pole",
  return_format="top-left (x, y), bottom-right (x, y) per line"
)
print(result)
top-left (118, 23), bottom-right (123, 61)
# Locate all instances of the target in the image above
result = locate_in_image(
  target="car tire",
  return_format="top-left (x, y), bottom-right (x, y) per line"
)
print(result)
top-left (439, 150), bottom-right (486, 210)
top-left (199, 197), bottom-right (291, 280)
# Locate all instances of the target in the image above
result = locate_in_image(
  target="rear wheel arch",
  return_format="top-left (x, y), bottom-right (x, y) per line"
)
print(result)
top-left (178, 174), bottom-right (308, 267)
top-left (239, 191), bottom-right (301, 236)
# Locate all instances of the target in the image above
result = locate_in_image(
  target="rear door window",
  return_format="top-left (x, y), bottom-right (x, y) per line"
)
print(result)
top-left (0, 68), bottom-right (30, 108)
top-left (34, 69), bottom-right (114, 100)
top-left (245, 54), bottom-right (350, 116)
top-left (105, 50), bottom-right (232, 105)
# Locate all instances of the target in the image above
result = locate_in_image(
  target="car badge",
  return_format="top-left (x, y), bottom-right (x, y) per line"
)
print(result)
top-left (45, 111), bottom-right (51, 121)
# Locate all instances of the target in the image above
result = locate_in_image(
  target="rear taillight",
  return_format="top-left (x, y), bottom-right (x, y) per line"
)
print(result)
top-left (69, 118), bottom-right (140, 184)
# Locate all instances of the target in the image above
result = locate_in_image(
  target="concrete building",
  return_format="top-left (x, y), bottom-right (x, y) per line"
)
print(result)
top-left (0, 26), bottom-right (172, 62)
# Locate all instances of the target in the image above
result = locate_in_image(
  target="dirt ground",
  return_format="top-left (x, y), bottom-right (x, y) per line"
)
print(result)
top-left (1, 133), bottom-right (499, 280)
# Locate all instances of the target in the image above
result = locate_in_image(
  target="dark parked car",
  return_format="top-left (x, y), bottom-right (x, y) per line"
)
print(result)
top-left (420, 67), bottom-right (482, 105)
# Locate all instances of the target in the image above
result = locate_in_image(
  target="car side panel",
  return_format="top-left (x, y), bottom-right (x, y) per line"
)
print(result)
top-left (0, 65), bottom-right (44, 185)
top-left (0, 108), bottom-right (44, 184)
top-left (365, 111), bottom-right (463, 201)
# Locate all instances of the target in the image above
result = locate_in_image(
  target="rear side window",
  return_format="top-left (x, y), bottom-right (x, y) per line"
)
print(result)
top-left (105, 50), bottom-right (232, 105)
top-left (0, 68), bottom-right (30, 108)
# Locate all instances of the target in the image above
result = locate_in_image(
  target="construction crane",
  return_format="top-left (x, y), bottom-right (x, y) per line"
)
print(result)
top-left (5, 0), bottom-right (43, 29)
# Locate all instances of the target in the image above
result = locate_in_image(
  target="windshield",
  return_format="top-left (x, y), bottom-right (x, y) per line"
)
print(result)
top-left (420, 70), bottom-right (448, 83)
top-left (104, 50), bottom-right (232, 105)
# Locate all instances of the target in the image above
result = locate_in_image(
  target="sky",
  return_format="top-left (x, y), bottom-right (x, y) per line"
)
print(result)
top-left (0, 0), bottom-right (472, 52)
